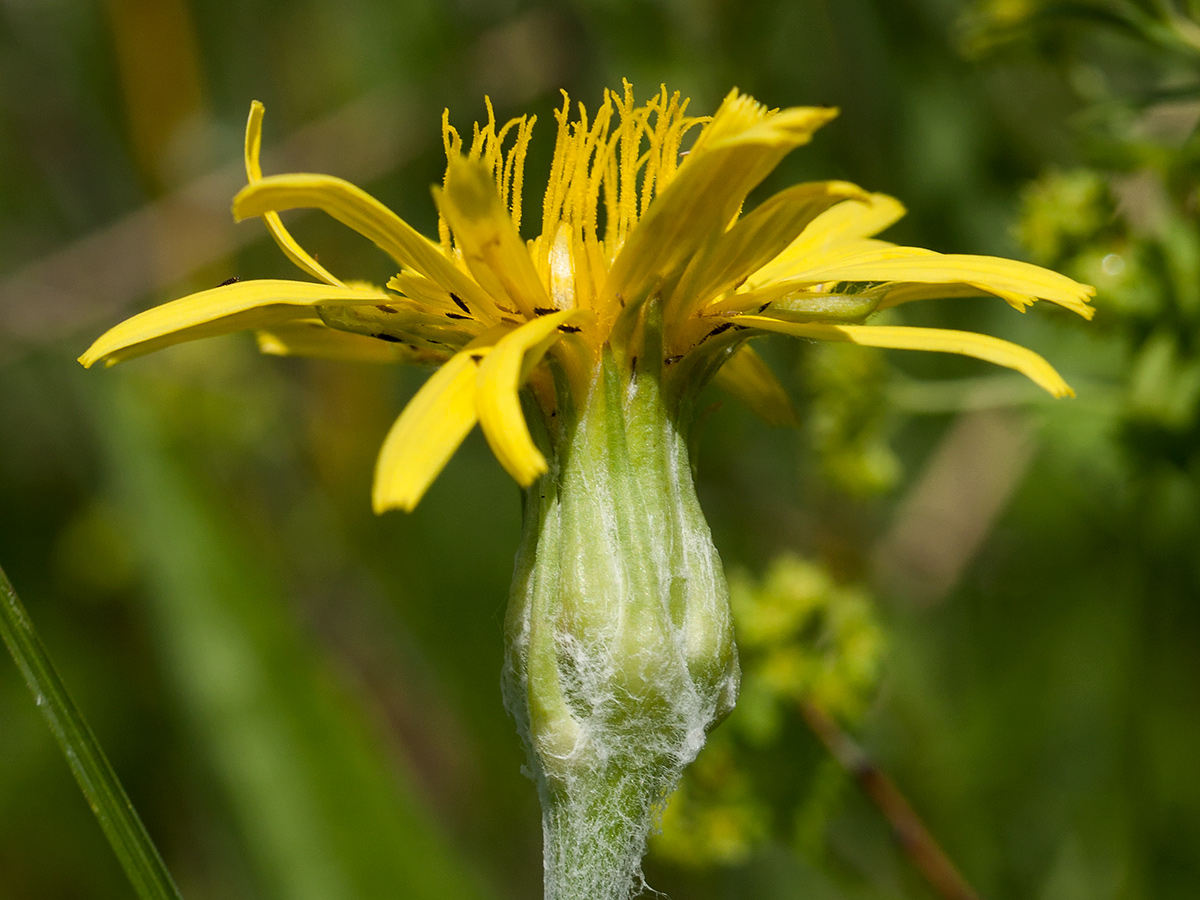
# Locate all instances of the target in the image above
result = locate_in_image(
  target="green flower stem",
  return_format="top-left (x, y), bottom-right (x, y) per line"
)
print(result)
top-left (0, 563), bottom-right (185, 900)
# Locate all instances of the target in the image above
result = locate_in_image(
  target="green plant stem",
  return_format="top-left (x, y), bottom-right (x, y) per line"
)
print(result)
top-left (0, 562), bottom-right (185, 900)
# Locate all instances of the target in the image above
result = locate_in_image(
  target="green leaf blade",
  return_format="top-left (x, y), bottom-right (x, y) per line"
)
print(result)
top-left (0, 563), bottom-right (186, 900)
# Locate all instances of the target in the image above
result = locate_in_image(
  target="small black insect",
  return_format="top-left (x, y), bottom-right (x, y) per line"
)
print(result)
top-left (664, 355), bottom-right (683, 365)
top-left (375, 303), bottom-right (397, 313)
top-left (446, 312), bottom-right (471, 320)
top-left (534, 306), bottom-right (556, 315)
top-left (450, 293), bottom-right (470, 313)
top-left (558, 324), bottom-right (581, 334)
top-left (218, 276), bottom-right (240, 287)
top-left (373, 333), bottom-right (402, 343)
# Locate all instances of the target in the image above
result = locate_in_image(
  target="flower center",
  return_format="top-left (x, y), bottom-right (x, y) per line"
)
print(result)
top-left (440, 82), bottom-right (704, 322)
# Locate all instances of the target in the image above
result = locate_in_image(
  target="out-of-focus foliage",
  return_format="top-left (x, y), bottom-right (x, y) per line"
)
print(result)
top-left (652, 555), bottom-right (884, 868)
top-left (969, 0), bottom-right (1200, 468)
top-left (2, 1), bottom-right (1199, 900)
top-left (804, 343), bottom-right (901, 497)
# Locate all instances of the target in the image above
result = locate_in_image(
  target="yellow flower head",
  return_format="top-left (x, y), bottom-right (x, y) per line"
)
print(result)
top-left (81, 82), bottom-right (1094, 512)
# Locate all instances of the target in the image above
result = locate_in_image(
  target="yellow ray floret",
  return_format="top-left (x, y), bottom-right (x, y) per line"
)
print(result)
top-left (711, 344), bottom-right (799, 427)
top-left (256, 319), bottom-right (447, 364)
top-left (671, 180), bottom-right (868, 320)
top-left (737, 316), bottom-right (1075, 398)
top-left (234, 174), bottom-right (497, 316)
top-left (436, 157), bottom-right (552, 318)
top-left (373, 350), bottom-right (484, 513)
top-left (80, 280), bottom-right (390, 367)
top-left (788, 252), bottom-right (1096, 319)
top-left (476, 310), bottom-right (582, 486)
top-left (603, 99), bottom-right (838, 315)
top-left (753, 192), bottom-right (907, 282)
top-left (244, 102), bottom-right (344, 288)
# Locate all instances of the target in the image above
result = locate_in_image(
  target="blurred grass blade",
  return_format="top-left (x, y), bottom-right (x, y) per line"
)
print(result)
top-left (89, 373), bottom-right (490, 900)
top-left (0, 563), bottom-right (185, 900)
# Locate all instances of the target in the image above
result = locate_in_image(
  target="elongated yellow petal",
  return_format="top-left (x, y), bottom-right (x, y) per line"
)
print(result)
top-left (794, 192), bottom-right (906, 246)
top-left (712, 343), bottom-right (799, 426)
top-left (234, 174), bottom-right (499, 317)
top-left (476, 310), bottom-right (580, 485)
top-left (257, 319), bottom-right (450, 364)
top-left (750, 193), bottom-right (906, 285)
top-left (372, 351), bottom-right (481, 513)
top-left (672, 180), bottom-right (867, 317)
top-left (876, 282), bottom-right (1036, 313)
top-left (79, 279), bottom-right (390, 367)
top-left (793, 253), bottom-right (1095, 319)
top-left (715, 249), bottom-right (956, 315)
top-left (244, 102), bottom-right (344, 287)
top-left (604, 102), bottom-right (838, 314)
top-left (436, 157), bottom-right (551, 318)
top-left (737, 315), bottom-right (1075, 397)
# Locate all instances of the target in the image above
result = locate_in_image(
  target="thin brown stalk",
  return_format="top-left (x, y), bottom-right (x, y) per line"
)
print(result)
top-left (800, 699), bottom-right (982, 900)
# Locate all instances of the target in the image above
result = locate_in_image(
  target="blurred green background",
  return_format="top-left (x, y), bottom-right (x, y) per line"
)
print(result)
top-left (2, 0), bottom-right (1199, 898)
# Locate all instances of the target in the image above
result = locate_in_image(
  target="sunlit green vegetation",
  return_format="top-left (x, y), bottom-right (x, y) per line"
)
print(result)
top-left (1, 1), bottom-right (1198, 898)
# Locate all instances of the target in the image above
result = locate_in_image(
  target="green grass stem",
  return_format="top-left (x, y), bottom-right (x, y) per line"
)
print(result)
top-left (0, 563), bottom-right (185, 900)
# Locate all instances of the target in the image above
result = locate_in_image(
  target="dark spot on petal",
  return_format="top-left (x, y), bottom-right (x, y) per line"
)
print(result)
top-left (699, 321), bottom-right (739, 344)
